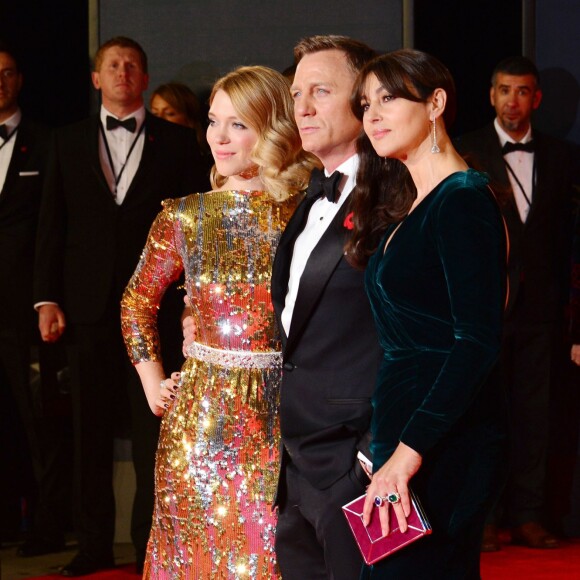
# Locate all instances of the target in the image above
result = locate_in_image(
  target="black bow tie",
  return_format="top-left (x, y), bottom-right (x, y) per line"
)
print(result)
top-left (502, 140), bottom-right (535, 155)
top-left (306, 168), bottom-right (343, 203)
top-left (106, 115), bottom-right (137, 133)
top-left (0, 124), bottom-right (8, 140)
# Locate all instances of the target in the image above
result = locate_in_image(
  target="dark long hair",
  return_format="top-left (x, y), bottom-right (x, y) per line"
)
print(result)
top-left (345, 49), bottom-right (457, 269)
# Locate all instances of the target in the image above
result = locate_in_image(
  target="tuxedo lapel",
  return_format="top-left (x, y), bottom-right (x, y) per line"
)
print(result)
top-left (285, 202), bottom-right (351, 356)
top-left (0, 123), bottom-right (29, 199)
top-left (481, 125), bottom-right (523, 230)
top-left (525, 134), bottom-right (550, 225)
top-left (86, 116), bottom-right (114, 199)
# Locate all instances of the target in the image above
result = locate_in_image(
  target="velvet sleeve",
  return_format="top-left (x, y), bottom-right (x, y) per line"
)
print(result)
top-left (120, 198), bottom-right (184, 364)
top-left (399, 185), bottom-right (506, 456)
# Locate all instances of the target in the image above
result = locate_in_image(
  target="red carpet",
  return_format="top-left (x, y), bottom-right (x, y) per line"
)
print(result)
top-left (22, 542), bottom-right (580, 579)
top-left (23, 564), bottom-right (140, 579)
top-left (481, 538), bottom-right (580, 579)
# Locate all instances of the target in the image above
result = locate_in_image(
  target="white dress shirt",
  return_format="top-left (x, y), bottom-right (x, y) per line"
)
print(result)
top-left (0, 109), bottom-right (21, 193)
top-left (281, 154), bottom-right (358, 336)
top-left (494, 118), bottom-right (534, 222)
top-left (99, 105), bottom-right (146, 205)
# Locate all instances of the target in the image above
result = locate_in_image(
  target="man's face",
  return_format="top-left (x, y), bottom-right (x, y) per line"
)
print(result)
top-left (91, 46), bottom-right (149, 113)
top-left (490, 72), bottom-right (542, 140)
top-left (0, 52), bottom-right (22, 120)
top-left (291, 49), bottom-right (362, 171)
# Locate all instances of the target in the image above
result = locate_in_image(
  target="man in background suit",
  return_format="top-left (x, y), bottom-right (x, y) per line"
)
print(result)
top-left (456, 56), bottom-right (572, 552)
top-left (0, 42), bottom-right (71, 556)
top-left (271, 36), bottom-right (381, 579)
top-left (34, 36), bottom-right (207, 576)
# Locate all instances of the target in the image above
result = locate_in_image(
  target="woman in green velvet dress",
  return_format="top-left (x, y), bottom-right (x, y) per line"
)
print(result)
top-left (346, 50), bottom-right (509, 578)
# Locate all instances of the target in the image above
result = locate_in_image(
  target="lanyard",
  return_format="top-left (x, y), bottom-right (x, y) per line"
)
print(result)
top-left (503, 156), bottom-right (536, 208)
top-left (99, 120), bottom-right (145, 197)
top-left (0, 125), bottom-right (18, 153)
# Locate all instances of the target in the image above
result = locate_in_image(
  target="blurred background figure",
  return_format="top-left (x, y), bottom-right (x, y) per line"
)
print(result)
top-left (0, 40), bottom-right (71, 557)
top-left (456, 56), bottom-right (573, 553)
top-left (150, 82), bottom-right (209, 156)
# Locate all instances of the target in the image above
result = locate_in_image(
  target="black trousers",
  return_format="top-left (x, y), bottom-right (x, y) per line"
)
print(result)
top-left (0, 331), bottom-right (71, 542)
top-left (65, 317), bottom-right (160, 561)
top-left (275, 456), bottom-right (368, 580)
top-left (487, 319), bottom-right (554, 526)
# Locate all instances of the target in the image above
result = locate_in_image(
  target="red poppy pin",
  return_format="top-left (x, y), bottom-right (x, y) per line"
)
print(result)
top-left (148, 134), bottom-right (154, 142)
top-left (20, 145), bottom-right (27, 153)
top-left (344, 212), bottom-right (354, 230)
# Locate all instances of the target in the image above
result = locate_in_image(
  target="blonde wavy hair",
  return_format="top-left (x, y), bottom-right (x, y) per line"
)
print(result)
top-left (209, 66), bottom-right (319, 202)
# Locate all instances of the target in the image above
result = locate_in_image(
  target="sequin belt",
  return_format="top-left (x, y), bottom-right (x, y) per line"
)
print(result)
top-left (185, 341), bottom-right (282, 369)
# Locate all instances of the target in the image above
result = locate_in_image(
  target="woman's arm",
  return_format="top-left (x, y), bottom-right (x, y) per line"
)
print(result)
top-left (121, 199), bottom-right (186, 413)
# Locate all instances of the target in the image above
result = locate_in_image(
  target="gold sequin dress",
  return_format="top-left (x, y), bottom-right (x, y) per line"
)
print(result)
top-left (121, 190), bottom-right (297, 579)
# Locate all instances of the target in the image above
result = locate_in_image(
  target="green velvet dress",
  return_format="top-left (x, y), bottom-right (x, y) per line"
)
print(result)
top-left (364, 170), bottom-right (509, 579)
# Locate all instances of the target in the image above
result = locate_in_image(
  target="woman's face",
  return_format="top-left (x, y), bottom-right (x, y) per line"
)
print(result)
top-left (150, 94), bottom-right (190, 127)
top-left (206, 89), bottom-right (258, 179)
top-left (361, 73), bottom-right (431, 161)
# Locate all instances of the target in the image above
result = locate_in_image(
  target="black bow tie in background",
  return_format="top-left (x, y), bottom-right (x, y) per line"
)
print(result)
top-left (0, 124), bottom-right (8, 140)
top-left (106, 115), bottom-right (137, 133)
top-left (306, 168), bottom-right (344, 203)
top-left (502, 140), bottom-right (535, 155)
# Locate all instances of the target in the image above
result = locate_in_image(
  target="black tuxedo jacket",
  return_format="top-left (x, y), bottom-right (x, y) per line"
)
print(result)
top-left (271, 193), bottom-right (381, 490)
top-left (33, 112), bottom-right (208, 325)
top-left (456, 123), bottom-right (572, 323)
top-left (0, 117), bottom-right (51, 332)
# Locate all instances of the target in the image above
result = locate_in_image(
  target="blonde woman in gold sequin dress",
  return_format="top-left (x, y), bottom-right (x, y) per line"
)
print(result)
top-left (121, 66), bottom-right (317, 579)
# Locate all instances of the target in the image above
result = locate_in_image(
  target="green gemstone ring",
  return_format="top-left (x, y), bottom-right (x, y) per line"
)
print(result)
top-left (387, 492), bottom-right (401, 504)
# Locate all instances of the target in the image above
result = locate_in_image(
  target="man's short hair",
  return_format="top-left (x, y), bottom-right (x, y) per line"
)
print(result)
top-left (294, 35), bottom-right (376, 75)
top-left (491, 56), bottom-right (540, 87)
top-left (0, 40), bottom-right (20, 72)
top-left (93, 36), bottom-right (148, 74)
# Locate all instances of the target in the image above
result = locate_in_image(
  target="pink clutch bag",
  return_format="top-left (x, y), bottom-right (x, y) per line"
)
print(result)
top-left (342, 490), bottom-right (432, 565)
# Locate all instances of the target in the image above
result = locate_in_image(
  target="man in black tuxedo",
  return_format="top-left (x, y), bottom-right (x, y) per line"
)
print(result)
top-left (456, 56), bottom-right (572, 552)
top-left (0, 43), bottom-right (71, 555)
top-left (271, 36), bottom-right (381, 579)
top-left (34, 37), bottom-right (207, 576)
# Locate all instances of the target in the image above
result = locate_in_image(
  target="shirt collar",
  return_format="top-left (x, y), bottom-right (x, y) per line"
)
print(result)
top-left (100, 105), bottom-right (146, 133)
top-left (0, 109), bottom-right (22, 135)
top-left (494, 117), bottom-right (533, 147)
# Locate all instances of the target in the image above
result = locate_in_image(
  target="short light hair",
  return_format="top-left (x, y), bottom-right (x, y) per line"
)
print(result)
top-left (209, 65), bottom-right (319, 202)
top-left (94, 36), bottom-right (148, 74)
top-left (294, 35), bottom-right (376, 75)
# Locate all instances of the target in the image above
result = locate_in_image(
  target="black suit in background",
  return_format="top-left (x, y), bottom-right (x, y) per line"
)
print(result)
top-left (33, 111), bottom-right (208, 564)
top-left (271, 186), bottom-right (382, 579)
top-left (455, 123), bottom-right (572, 528)
top-left (0, 116), bottom-right (70, 544)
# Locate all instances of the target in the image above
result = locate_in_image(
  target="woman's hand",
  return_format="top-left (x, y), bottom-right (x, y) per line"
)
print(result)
top-left (149, 371), bottom-right (182, 416)
top-left (571, 344), bottom-right (580, 366)
top-left (135, 361), bottom-right (182, 416)
top-left (362, 442), bottom-right (422, 536)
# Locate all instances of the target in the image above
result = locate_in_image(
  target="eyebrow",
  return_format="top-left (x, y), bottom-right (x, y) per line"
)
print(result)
top-left (498, 83), bottom-right (532, 91)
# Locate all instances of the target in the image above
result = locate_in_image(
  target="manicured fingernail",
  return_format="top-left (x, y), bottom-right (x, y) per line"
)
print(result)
top-left (170, 395), bottom-right (175, 400)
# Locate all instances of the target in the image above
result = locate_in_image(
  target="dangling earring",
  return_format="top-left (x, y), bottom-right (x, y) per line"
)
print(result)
top-left (430, 118), bottom-right (440, 154)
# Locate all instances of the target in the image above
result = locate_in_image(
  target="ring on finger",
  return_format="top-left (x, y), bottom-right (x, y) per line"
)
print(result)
top-left (160, 379), bottom-right (167, 390)
top-left (374, 495), bottom-right (388, 508)
top-left (386, 492), bottom-right (401, 504)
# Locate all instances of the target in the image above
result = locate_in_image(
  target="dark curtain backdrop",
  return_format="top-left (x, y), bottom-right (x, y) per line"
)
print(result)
top-left (1, 1), bottom-right (577, 146)
top-left (98, 0), bottom-right (403, 106)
